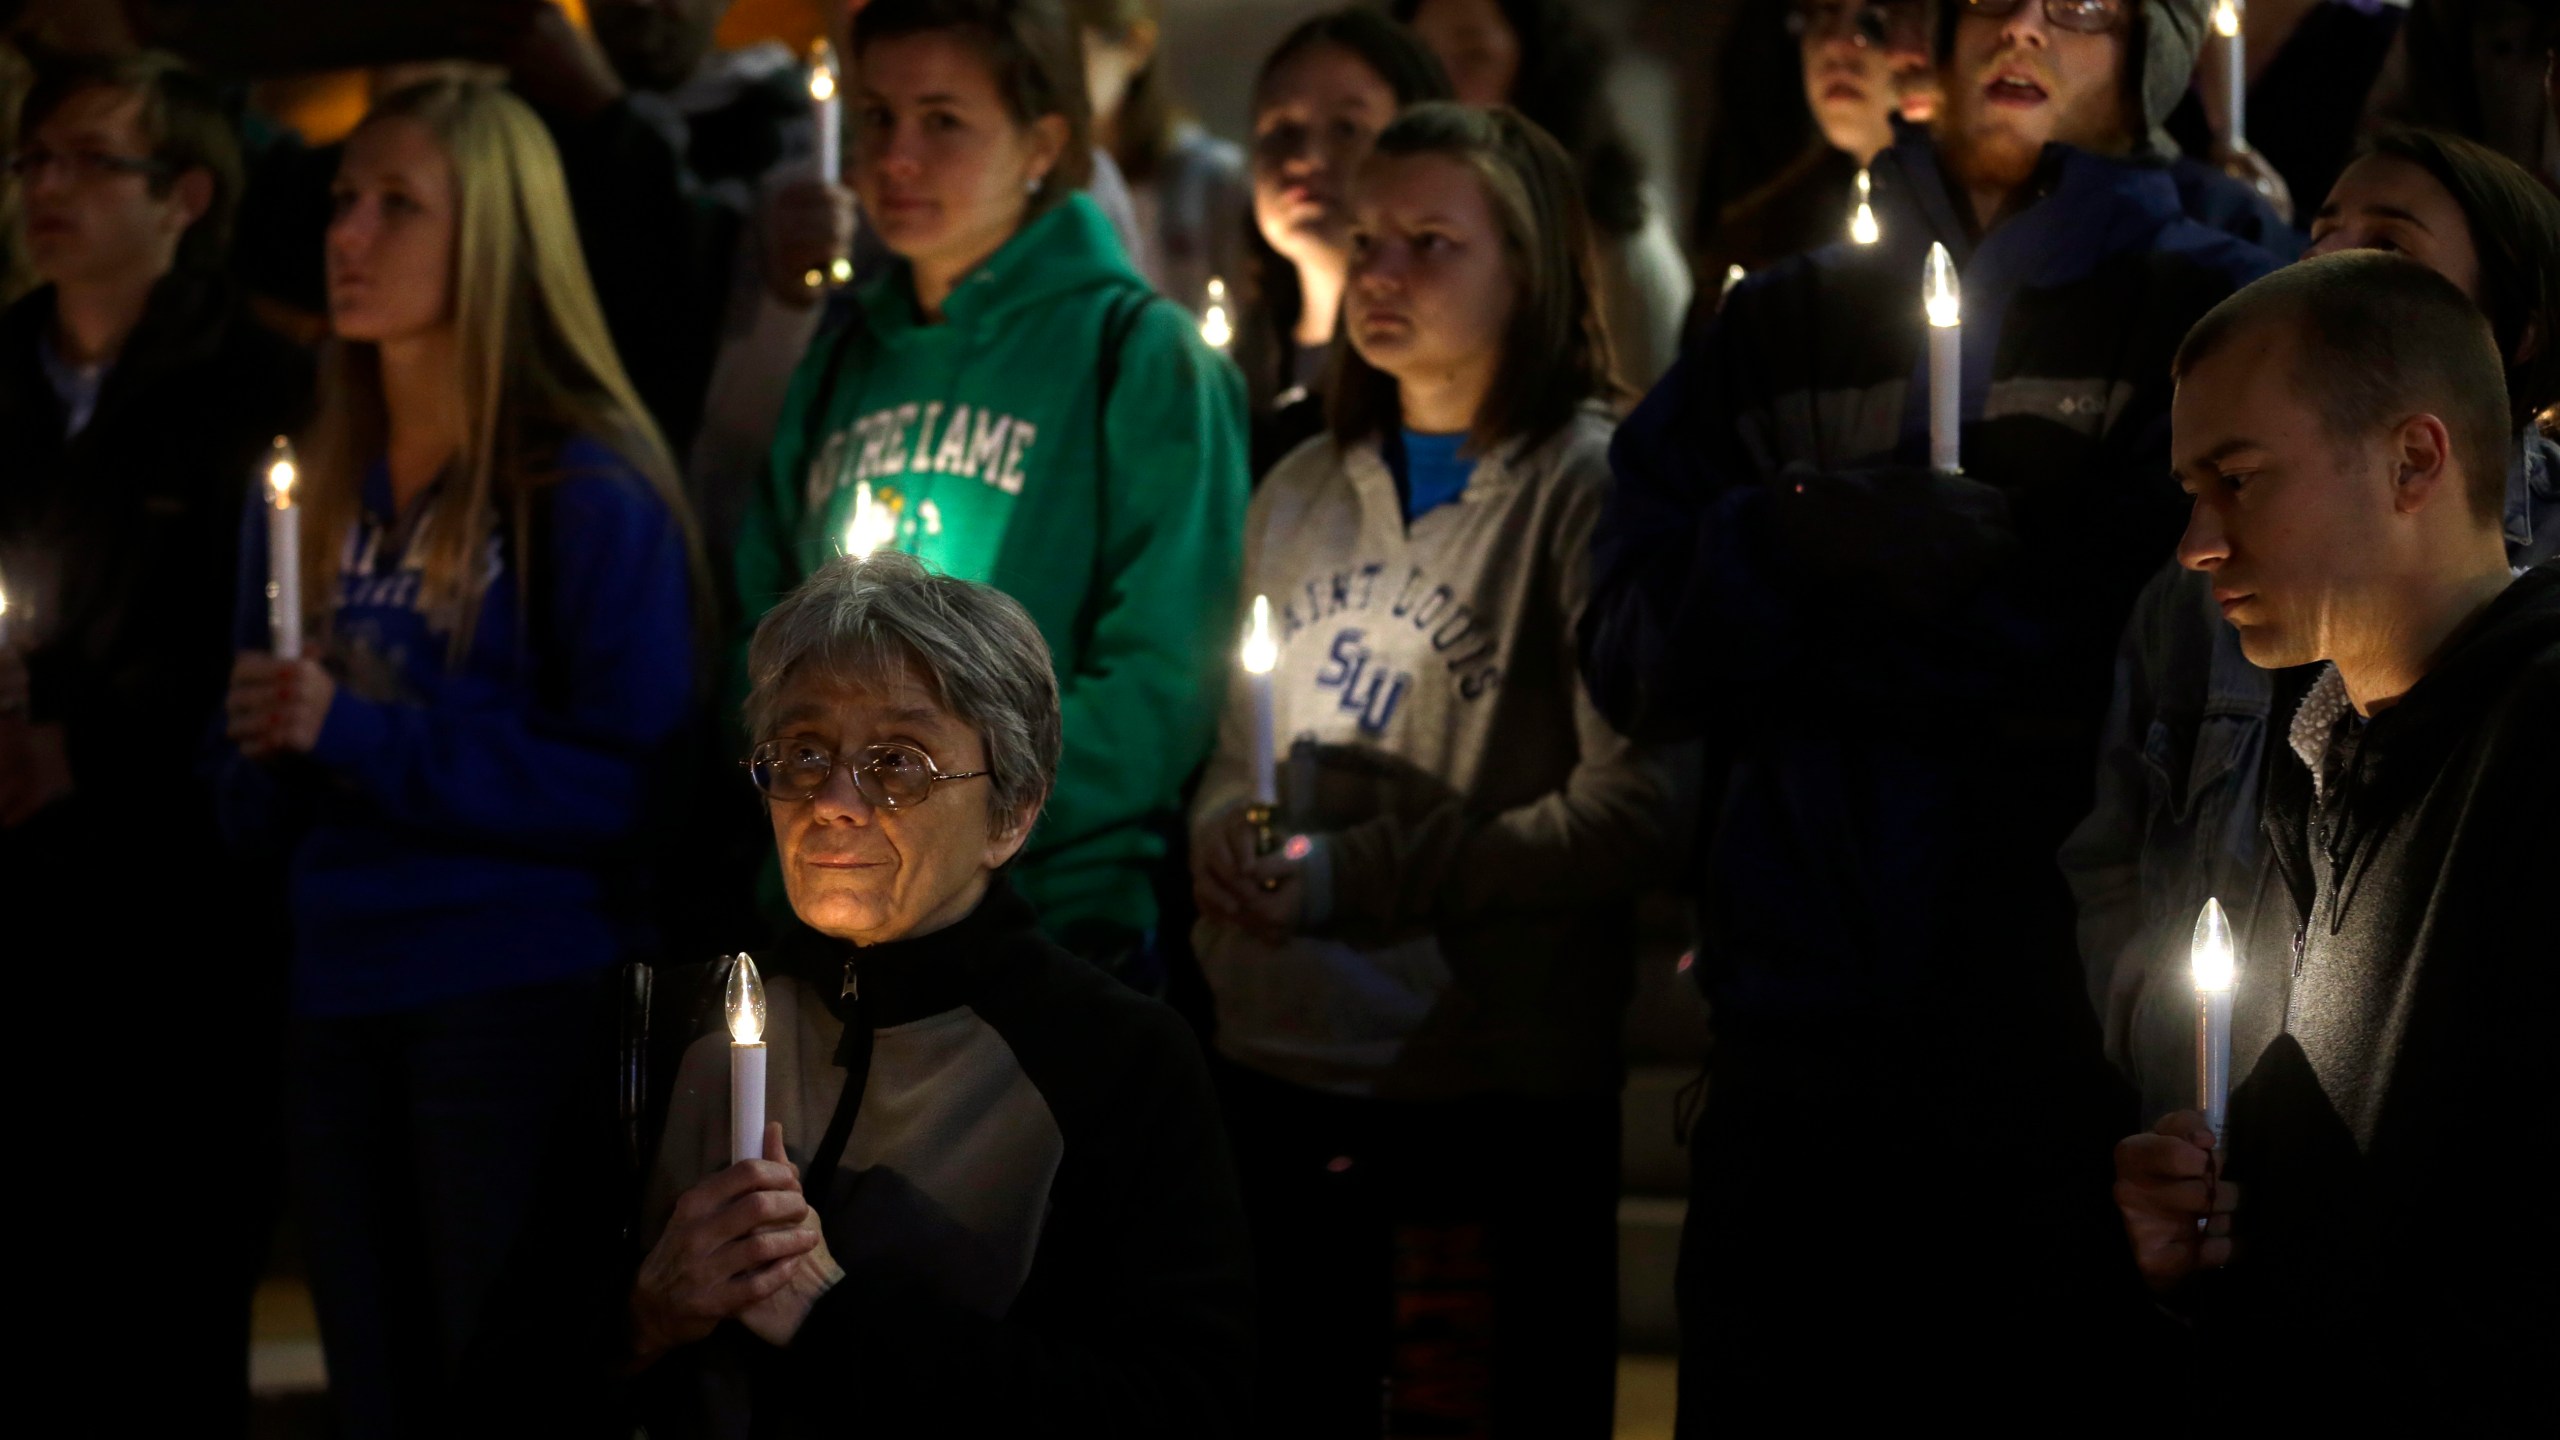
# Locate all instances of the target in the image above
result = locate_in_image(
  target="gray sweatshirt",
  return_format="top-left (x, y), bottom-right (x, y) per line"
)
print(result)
top-left (1193, 409), bottom-right (1687, 1101)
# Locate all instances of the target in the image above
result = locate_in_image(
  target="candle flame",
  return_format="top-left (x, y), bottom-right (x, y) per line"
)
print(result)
top-left (1849, 169), bottom-right (1879, 245)
top-left (725, 953), bottom-right (768, 1045)
top-left (2211, 0), bottom-right (2240, 39)
top-left (1924, 242), bottom-right (1960, 329)
top-left (1241, 594), bottom-right (1277, 675)
top-left (267, 436), bottom-right (298, 508)
top-left (830, 257), bottom-right (853, 284)
top-left (1722, 263), bottom-right (1745, 296)
top-left (807, 39), bottom-right (839, 102)
top-left (1200, 276), bottom-right (1233, 350)
top-left (2191, 897), bottom-right (2235, 994)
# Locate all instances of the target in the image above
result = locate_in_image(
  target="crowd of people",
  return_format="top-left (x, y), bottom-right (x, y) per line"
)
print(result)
top-left (0, 0), bottom-right (2552, 1436)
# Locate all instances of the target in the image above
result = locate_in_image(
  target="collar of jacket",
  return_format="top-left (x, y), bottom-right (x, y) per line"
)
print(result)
top-left (1874, 123), bottom-right (2195, 283)
top-left (2507, 426), bottom-right (2559, 566)
top-left (1335, 401), bottom-right (1606, 531)
top-left (2338, 563), bottom-right (2560, 787)
top-left (795, 872), bottom-right (1046, 1031)
top-left (0, 271), bottom-right (240, 424)
top-left (854, 190), bottom-right (1143, 340)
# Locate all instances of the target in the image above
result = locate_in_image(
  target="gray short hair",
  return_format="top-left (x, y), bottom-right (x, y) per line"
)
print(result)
top-left (744, 552), bottom-right (1062, 827)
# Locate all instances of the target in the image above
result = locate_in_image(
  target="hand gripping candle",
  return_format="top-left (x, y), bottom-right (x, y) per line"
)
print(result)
top-left (1924, 243), bottom-right (1961, 474)
top-left (265, 437), bottom-right (302, 659)
top-left (1241, 595), bottom-right (1281, 864)
top-left (726, 953), bottom-right (769, 1165)
top-left (1848, 167), bottom-right (1880, 246)
top-left (2192, 898), bottom-right (2236, 1144)
top-left (2211, 0), bottom-right (2247, 153)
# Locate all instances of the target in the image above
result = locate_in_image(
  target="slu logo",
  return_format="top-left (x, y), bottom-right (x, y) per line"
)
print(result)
top-left (1315, 628), bottom-right (1411, 738)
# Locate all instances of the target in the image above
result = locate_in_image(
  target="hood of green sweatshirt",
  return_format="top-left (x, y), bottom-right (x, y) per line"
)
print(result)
top-left (856, 192), bottom-right (1145, 340)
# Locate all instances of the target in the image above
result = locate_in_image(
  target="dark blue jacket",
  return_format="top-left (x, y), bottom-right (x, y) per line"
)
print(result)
top-left (218, 434), bottom-right (696, 1017)
top-left (1579, 133), bottom-right (2279, 1032)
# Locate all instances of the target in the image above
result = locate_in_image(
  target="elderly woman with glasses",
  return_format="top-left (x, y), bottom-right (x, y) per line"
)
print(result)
top-left (628, 553), bottom-right (1253, 1435)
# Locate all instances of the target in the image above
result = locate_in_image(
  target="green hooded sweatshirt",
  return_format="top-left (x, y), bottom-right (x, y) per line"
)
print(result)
top-left (736, 192), bottom-right (1250, 941)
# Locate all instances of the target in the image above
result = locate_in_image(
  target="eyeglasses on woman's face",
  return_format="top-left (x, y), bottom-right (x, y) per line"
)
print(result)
top-left (745, 739), bottom-right (990, 811)
top-left (1956, 0), bottom-right (2132, 35)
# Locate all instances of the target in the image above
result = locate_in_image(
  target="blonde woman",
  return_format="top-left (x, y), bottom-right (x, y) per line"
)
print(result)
top-left (217, 79), bottom-right (707, 1432)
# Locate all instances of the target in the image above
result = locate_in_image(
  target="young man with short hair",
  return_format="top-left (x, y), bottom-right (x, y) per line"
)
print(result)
top-left (1581, 0), bottom-right (2279, 1426)
top-left (2116, 250), bottom-right (2555, 1428)
top-left (0, 48), bottom-right (310, 1430)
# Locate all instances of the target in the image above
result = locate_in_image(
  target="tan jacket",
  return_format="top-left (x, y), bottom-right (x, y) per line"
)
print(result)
top-left (1193, 408), bottom-right (1688, 1100)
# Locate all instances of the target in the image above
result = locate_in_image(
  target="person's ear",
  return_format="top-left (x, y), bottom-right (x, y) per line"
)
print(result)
top-left (164, 165), bottom-right (214, 237)
top-left (983, 793), bottom-right (1042, 870)
top-left (1126, 18), bottom-right (1160, 71)
top-left (2512, 316), bottom-right (2543, 368)
top-left (2387, 412), bottom-right (2459, 516)
top-left (1023, 112), bottom-right (1071, 191)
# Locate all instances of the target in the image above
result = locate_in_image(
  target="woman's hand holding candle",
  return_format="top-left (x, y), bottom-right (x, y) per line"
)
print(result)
top-left (1191, 801), bottom-right (1306, 942)
top-left (735, 1124), bottom-right (845, 1347)
top-left (2113, 1110), bottom-right (2238, 1293)
top-left (630, 1122), bottom-right (824, 1368)
top-left (223, 653), bottom-right (335, 759)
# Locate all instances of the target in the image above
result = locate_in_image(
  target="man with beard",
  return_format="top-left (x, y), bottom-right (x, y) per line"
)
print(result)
top-left (1579, 0), bottom-right (2276, 1429)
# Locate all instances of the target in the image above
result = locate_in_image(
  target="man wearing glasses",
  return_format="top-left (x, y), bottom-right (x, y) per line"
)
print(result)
top-left (1583, 0), bottom-right (2280, 1429)
top-left (0, 48), bottom-right (311, 1431)
top-left (631, 553), bottom-right (1252, 1436)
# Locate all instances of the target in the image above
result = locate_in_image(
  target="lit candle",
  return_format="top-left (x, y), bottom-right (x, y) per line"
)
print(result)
top-left (1241, 594), bottom-right (1278, 811)
top-left (726, 952), bottom-right (768, 1165)
top-left (1849, 167), bottom-right (1880, 246)
top-left (1924, 242), bottom-right (1961, 474)
top-left (265, 437), bottom-right (302, 659)
top-left (2212, 0), bottom-right (2246, 153)
top-left (1200, 276), bottom-right (1233, 351)
top-left (1721, 263), bottom-right (1745, 299)
top-left (808, 39), bottom-right (842, 183)
top-left (0, 566), bottom-right (13, 650)
top-left (2191, 897), bottom-right (2235, 1144)
top-left (842, 481), bottom-right (896, 557)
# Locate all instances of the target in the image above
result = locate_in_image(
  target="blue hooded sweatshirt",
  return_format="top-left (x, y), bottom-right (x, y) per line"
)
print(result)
top-left (1578, 133), bottom-right (2279, 1034)
top-left (219, 435), bottom-right (696, 1017)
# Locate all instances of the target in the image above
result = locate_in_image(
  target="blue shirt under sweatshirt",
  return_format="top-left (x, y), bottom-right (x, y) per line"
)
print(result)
top-left (219, 434), bottom-right (695, 1018)
top-left (1386, 426), bottom-right (1474, 521)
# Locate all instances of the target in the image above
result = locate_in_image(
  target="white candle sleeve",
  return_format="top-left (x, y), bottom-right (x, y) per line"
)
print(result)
top-left (1249, 672), bottom-right (1277, 808)
top-left (2201, 989), bottom-right (2233, 1140)
top-left (730, 1041), bottom-right (767, 1165)
top-left (1929, 322), bottom-right (1961, 474)
top-left (268, 498), bottom-right (301, 659)
top-left (2226, 32), bottom-right (2247, 152)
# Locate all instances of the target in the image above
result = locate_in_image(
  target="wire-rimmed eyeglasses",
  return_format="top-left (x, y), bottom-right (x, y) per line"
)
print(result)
top-left (744, 739), bottom-right (989, 811)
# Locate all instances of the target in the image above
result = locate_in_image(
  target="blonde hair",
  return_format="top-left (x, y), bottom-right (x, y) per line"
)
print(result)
top-left (298, 78), bottom-right (708, 662)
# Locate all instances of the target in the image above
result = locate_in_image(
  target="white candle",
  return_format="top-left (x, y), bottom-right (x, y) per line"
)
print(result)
top-left (1200, 277), bottom-right (1233, 350)
top-left (2191, 897), bottom-right (2236, 1143)
top-left (265, 437), bottom-right (302, 660)
top-left (1849, 167), bottom-right (1880, 246)
top-left (1242, 594), bottom-right (1278, 809)
top-left (1924, 243), bottom-right (1961, 474)
top-left (2213, 0), bottom-right (2247, 153)
top-left (726, 952), bottom-right (769, 1165)
top-left (809, 39), bottom-right (842, 184)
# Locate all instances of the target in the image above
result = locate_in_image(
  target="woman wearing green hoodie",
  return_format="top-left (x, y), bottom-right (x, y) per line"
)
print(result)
top-left (737, 0), bottom-right (1249, 972)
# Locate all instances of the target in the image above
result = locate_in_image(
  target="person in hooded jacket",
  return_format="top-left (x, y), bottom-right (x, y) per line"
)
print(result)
top-left (734, 0), bottom-right (1248, 985)
top-left (2114, 251), bottom-right (2556, 1430)
top-left (2063, 126), bottom-right (2560, 1124)
top-left (1193, 103), bottom-right (1683, 1438)
top-left (1577, 0), bottom-right (2279, 1427)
